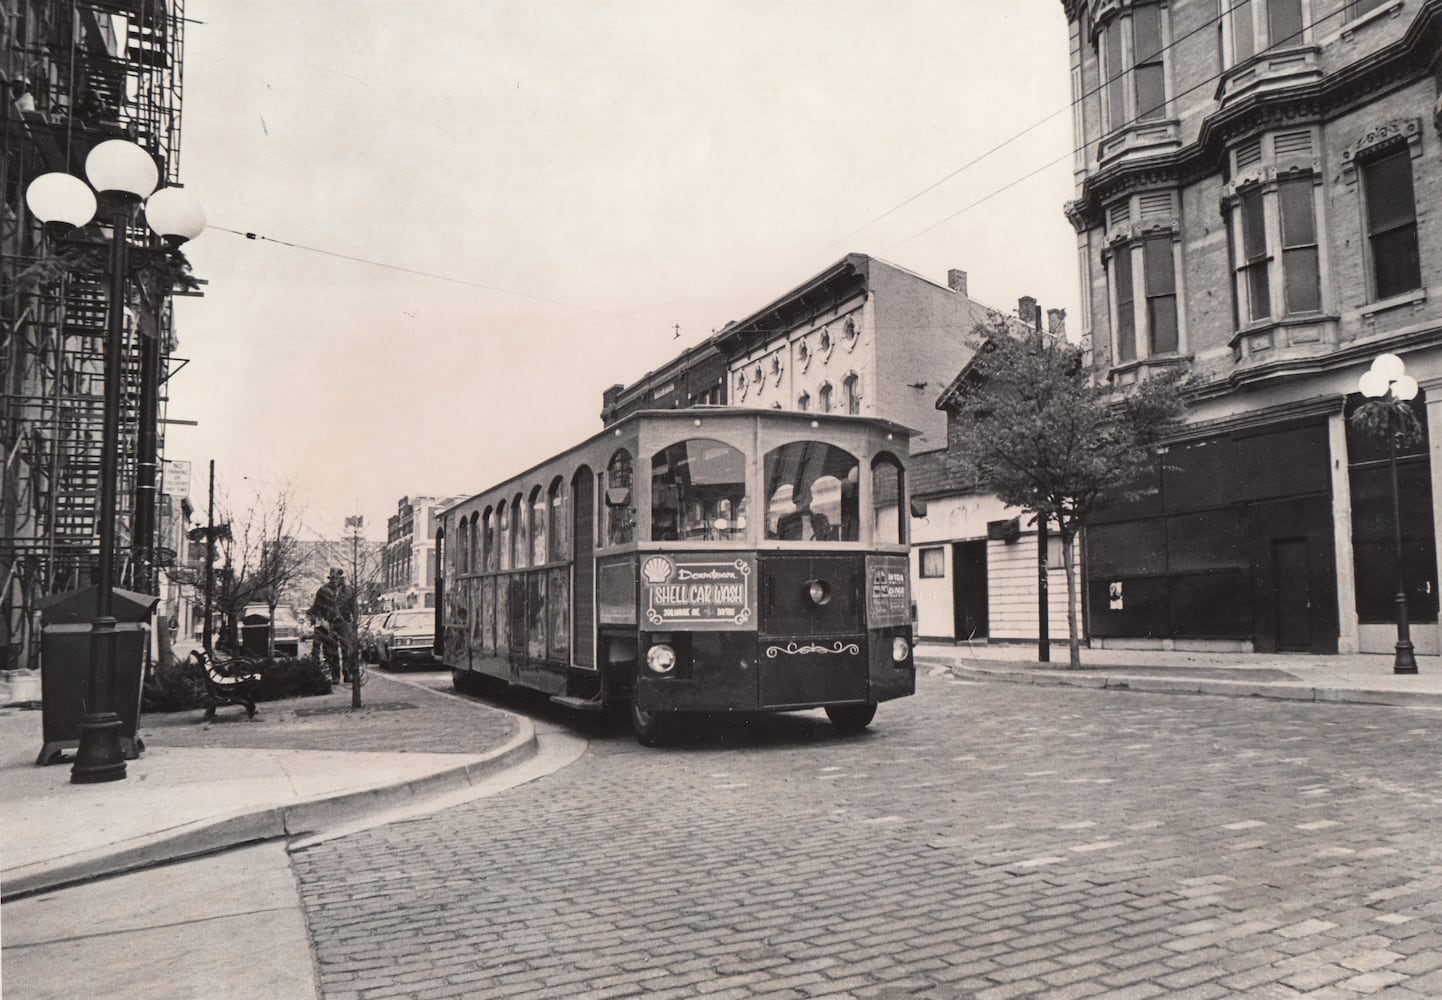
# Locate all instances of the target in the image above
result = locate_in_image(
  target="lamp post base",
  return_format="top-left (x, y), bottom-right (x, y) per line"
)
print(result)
top-left (71, 712), bottom-right (127, 784)
top-left (1393, 641), bottom-right (1419, 675)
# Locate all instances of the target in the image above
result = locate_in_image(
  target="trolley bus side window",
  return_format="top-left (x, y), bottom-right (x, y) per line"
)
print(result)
top-left (872, 452), bottom-right (906, 544)
top-left (548, 476), bottom-right (567, 562)
top-left (764, 441), bottom-right (860, 542)
top-left (605, 449), bottom-right (636, 546)
top-left (651, 439), bottom-right (748, 542)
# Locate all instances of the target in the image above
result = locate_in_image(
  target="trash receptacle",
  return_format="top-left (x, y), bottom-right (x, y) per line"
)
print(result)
top-left (241, 612), bottom-right (270, 656)
top-left (35, 585), bottom-right (158, 766)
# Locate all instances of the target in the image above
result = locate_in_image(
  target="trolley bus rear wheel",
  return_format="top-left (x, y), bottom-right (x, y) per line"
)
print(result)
top-left (630, 701), bottom-right (670, 747)
top-left (825, 702), bottom-right (877, 732)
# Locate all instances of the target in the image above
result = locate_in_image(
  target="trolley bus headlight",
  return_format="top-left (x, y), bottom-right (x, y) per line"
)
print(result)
top-left (804, 579), bottom-right (833, 606)
top-left (646, 643), bottom-right (678, 674)
top-left (892, 636), bottom-right (911, 663)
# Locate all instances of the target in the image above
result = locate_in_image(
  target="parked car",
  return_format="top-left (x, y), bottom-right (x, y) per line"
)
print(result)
top-left (374, 608), bottom-right (437, 669)
top-left (358, 613), bottom-right (387, 662)
top-left (240, 603), bottom-right (302, 657)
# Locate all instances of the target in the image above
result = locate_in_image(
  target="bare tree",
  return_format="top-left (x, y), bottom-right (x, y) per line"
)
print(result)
top-left (170, 486), bottom-right (308, 654)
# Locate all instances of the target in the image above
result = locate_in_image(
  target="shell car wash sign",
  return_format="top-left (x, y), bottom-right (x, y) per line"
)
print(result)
top-left (641, 553), bottom-right (756, 630)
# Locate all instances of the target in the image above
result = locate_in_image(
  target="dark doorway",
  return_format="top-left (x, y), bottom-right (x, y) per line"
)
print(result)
top-left (952, 540), bottom-right (989, 641)
top-left (1272, 538), bottom-right (1311, 651)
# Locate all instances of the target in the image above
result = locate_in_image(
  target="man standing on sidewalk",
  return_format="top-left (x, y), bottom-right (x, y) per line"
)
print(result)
top-left (308, 569), bottom-right (354, 683)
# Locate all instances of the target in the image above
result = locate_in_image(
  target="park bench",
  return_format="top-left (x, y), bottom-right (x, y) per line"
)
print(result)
top-left (189, 649), bottom-right (260, 720)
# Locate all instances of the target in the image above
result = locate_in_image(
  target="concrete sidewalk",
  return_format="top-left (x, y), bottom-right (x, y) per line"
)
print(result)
top-left (916, 639), bottom-right (1442, 708)
top-left (0, 670), bottom-right (534, 901)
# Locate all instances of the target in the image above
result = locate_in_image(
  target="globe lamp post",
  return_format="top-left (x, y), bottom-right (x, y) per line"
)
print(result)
top-left (1357, 353), bottom-right (1420, 675)
top-left (25, 139), bottom-right (205, 783)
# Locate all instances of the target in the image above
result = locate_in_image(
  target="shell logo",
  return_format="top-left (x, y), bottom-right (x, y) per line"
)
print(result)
top-left (642, 556), bottom-right (674, 585)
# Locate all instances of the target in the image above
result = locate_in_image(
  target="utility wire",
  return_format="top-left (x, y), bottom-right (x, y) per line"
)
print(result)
top-left (208, 4), bottom-right (1361, 325)
top-left (207, 224), bottom-right (622, 317)
top-left (820, 0), bottom-right (1244, 257)
top-left (886, 2), bottom-right (1356, 252)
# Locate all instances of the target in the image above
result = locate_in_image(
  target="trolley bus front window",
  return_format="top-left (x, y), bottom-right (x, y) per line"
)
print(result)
top-left (651, 439), bottom-right (749, 542)
top-left (764, 441), bottom-right (860, 542)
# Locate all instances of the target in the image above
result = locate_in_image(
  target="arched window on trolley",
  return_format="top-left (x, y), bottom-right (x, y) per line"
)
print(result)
top-left (547, 476), bottom-right (567, 563)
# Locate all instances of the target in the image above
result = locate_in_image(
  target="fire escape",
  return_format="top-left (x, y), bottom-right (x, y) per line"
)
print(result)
top-left (1, 0), bottom-right (189, 669)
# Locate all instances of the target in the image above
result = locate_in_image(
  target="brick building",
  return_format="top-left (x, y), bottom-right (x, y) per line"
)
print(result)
top-left (382, 495), bottom-right (461, 610)
top-left (1062, 0), bottom-right (1441, 653)
top-left (604, 254), bottom-right (1001, 457)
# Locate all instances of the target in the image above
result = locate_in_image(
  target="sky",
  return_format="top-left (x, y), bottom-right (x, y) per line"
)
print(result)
top-left (165, 0), bottom-right (1079, 541)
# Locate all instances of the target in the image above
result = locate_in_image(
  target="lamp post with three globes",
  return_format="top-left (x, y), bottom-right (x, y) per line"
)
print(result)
top-left (1356, 353), bottom-right (1421, 675)
top-left (25, 138), bottom-right (204, 784)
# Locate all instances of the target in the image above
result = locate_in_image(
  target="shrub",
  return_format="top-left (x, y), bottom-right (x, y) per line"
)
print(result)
top-left (141, 652), bottom-right (333, 713)
top-left (142, 653), bottom-right (210, 713)
top-left (251, 655), bottom-right (332, 701)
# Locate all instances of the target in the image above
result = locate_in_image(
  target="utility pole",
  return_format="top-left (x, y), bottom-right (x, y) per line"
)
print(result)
top-left (1037, 515), bottom-right (1050, 663)
top-left (203, 459), bottom-right (214, 653)
top-left (347, 514), bottom-right (363, 709)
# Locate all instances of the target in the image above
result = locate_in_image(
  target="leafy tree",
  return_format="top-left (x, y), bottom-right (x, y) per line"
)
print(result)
top-left (942, 317), bottom-right (1187, 667)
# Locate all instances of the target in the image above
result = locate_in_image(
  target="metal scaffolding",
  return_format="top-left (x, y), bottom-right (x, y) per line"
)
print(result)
top-left (2, 0), bottom-right (188, 670)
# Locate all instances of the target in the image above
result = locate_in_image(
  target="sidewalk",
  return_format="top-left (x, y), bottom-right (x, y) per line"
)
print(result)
top-left (916, 639), bottom-right (1442, 708)
top-left (0, 669), bottom-right (534, 901)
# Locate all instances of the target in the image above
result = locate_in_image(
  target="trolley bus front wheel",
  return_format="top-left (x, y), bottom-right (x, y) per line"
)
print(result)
top-left (825, 702), bottom-right (877, 733)
top-left (630, 701), bottom-right (671, 747)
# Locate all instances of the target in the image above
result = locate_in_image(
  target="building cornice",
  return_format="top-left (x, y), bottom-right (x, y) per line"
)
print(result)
top-left (1066, 0), bottom-right (1442, 230)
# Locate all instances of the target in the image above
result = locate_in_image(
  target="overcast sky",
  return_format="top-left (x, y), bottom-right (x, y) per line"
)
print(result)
top-left (166, 0), bottom-right (1078, 540)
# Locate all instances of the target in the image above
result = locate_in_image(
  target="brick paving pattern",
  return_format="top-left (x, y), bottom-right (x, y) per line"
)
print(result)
top-left (138, 672), bottom-right (519, 755)
top-left (290, 672), bottom-right (1442, 998)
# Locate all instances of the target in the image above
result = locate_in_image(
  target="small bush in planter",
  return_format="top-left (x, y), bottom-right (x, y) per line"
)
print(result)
top-left (141, 651), bottom-right (333, 713)
top-left (251, 655), bottom-right (332, 701)
top-left (142, 654), bottom-right (210, 713)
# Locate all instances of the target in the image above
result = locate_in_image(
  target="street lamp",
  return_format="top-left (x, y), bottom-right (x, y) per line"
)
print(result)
top-left (1357, 352), bottom-right (1421, 675)
top-left (25, 139), bottom-right (205, 784)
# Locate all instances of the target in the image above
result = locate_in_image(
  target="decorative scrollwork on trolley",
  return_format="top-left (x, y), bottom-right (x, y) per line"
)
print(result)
top-left (764, 640), bottom-right (861, 659)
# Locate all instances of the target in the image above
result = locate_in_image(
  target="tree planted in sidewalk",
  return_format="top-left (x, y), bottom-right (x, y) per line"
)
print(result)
top-left (941, 316), bottom-right (1187, 667)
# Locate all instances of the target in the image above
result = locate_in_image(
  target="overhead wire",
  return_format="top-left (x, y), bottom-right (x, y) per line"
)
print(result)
top-left (207, 2), bottom-right (1364, 324)
top-left (885, 1), bottom-right (1357, 252)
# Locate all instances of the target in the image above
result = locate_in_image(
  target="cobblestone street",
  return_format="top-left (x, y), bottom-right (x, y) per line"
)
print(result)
top-left (291, 672), bottom-right (1442, 999)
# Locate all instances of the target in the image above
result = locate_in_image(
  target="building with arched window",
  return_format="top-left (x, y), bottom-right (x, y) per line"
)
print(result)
top-left (1062, 0), bottom-right (1441, 654)
top-left (382, 495), bottom-right (463, 610)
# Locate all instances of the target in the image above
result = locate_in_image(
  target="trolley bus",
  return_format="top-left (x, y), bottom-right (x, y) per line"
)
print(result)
top-left (435, 408), bottom-right (915, 745)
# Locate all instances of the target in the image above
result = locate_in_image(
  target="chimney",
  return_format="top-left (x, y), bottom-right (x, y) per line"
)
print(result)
top-left (1018, 296), bottom-right (1038, 329)
top-left (947, 269), bottom-right (968, 298)
top-left (1047, 308), bottom-right (1067, 338)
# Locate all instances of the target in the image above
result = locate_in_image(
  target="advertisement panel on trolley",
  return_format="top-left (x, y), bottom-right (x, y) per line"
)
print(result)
top-left (639, 553), bottom-right (757, 630)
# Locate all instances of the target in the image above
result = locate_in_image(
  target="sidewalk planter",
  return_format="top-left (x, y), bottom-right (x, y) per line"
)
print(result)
top-left (35, 586), bottom-right (158, 766)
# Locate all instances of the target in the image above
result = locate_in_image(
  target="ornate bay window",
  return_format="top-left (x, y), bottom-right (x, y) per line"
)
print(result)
top-left (1217, 0), bottom-right (1320, 105)
top-left (1094, 1), bottom-right (1180, 165)
top-left (1222, 128), bottom-right (1335, 364)
top-left (1103, 190), bottom-right (1185, 378)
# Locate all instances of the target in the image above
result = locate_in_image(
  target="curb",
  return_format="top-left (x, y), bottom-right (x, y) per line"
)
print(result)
top-left (938, 662), bottom-right (1442, 710)
top-left (0, 719), bottom-right (538, 901)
